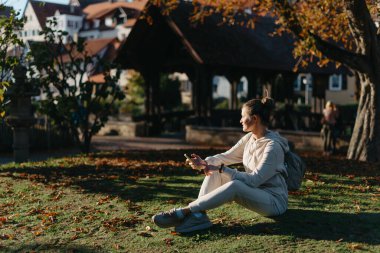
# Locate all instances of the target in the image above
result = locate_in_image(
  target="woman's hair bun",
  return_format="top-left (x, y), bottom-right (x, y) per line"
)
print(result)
top-left (261, 89), bottom-right (275, 110)
top-left (242, 89), bottom-right (275, 126)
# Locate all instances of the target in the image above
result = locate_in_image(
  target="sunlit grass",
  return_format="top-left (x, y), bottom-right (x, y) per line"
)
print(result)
top-left (0, 150), bottom-right (379, 252)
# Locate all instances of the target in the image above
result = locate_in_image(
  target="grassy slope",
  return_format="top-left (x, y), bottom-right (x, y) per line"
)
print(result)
top-left (0, 150), bottom-right (379, 253)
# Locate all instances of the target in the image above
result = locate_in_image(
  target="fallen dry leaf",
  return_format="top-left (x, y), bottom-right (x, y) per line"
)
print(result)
top-left (70, 234), bottom-right (78, 241)
top-left (348, 243), bottom-right (364, 250)
top-left (33, 231), bottom-right (43, 236)
top-left (163, 238), bottom-right (173, 246)
top-left (0, 234), bottom-right (12, 240)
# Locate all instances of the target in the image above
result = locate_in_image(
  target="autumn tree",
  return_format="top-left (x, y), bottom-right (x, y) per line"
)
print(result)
top-left (0, 4), bottom-right (24, 116)
top-left (28, 20), bottom-right (125, 152)
top-left (150, 0), bottom-right (380, 162)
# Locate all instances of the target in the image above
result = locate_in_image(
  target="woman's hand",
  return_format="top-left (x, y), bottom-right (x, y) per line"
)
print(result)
top-left (186, 154), bottom-right (207, 170)
top-left (186, 154), bottom-right (218, 176)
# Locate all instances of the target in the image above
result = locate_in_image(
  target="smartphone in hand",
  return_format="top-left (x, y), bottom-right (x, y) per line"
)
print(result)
top-left (184, 154), bottom-right (192, 160)
top-left (184, 154), bottom-right (204, 171)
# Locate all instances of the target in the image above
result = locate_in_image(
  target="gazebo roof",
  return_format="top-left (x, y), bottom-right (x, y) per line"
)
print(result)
top-left (116, 1), bottom-right (343, 75)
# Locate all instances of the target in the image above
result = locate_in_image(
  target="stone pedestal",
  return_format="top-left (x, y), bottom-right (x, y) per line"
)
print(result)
top-left (6, 116), bottom-right (36, 163)
top-left (5, 65), bottom-right (37, 163)
top-left (12, 127), bottom-right (30, 162)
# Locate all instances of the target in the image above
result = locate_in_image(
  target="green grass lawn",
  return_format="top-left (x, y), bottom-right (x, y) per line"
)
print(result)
top-left (0, 150), bottom-right (379, 253)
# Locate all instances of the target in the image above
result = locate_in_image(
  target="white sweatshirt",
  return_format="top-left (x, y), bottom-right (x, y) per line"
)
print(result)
top-left (205, 130), bottom-right (289, 207)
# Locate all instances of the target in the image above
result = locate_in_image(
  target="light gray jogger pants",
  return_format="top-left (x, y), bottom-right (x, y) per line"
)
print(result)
top-left (188, 172), bottom-right (285, 217)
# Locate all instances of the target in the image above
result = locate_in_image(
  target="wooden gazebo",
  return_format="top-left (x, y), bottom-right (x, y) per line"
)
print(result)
top-left (115, 1), bottom-right (342, 134)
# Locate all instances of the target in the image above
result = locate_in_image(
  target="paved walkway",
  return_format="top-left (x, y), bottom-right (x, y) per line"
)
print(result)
top-left (0, 135), bottom-right (224, 164)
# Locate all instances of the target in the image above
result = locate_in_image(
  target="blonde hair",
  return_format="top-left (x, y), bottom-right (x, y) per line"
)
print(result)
top-left (325, 101), bottom-right (333, 109)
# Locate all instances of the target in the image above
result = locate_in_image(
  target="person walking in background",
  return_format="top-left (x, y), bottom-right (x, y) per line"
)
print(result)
top-left (152, 95), bottom-right (289, 233)
top-left (321, 101), bottom-right (339, 155)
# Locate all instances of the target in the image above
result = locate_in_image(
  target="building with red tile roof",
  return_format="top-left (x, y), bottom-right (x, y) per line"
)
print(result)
top-left (80, 0), bottom-right (147, 41)
top-left (21, 0), bottom-right (83, 43)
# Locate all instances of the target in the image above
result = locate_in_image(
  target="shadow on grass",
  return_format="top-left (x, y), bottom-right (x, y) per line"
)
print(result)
top-left (0, 162), bottom-right (202, 203)
top-left (181, 209), bottom-right (380, 245)
top-left (2, 243), bottom-right (105, 253)
top-left (87, 149), bottom-right (223, 162)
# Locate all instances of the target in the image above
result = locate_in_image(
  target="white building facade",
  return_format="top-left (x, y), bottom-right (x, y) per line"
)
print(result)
top-left (20, 0), bottom-right (83, 43)
top-left (47, 11), bottom-right (84, 43)
top-left (20, 2), bottom-right (44, 42)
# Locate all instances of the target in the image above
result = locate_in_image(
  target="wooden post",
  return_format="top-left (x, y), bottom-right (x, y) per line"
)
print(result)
top-left (312, 74), bottom-right (329, 113)
top-left (246, 72), bottom-right (258, 99)
top-left (282, 72), bottom-right (298, 103)
top-left (199, 68), bottom-right (213, 117)
top-left (188, 66), bottom-right (212, 122)
top-left (141, 69), bottom-right (161, 135)
top-left (226, 72), bottom-right (241, 110)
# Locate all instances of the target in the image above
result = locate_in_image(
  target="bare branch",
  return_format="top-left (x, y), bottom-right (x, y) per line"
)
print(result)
top-left (312, 33), bottom-right (370, 73)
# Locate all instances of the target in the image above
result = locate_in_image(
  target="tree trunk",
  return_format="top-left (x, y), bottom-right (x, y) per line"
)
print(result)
top-left (347, 71), bottom-right (380, 161)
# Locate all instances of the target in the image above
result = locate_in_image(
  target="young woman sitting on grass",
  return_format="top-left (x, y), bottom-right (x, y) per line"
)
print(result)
top-left (152, 96), bottom-right (289, 233)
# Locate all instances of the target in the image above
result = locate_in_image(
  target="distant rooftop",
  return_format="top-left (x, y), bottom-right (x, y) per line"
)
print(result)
top-left (83, 0), bottom-right (147, 20)
top-left (30, 0), bottom-right (83, 28)
top-left (78, 0), bottom-right (109, 9)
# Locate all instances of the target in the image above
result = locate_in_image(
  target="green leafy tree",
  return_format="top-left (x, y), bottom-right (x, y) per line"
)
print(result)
top-left (123, 72), bottom-right (182, 116)
top-left (151, 0), bottom-right (380, 161)
top-left (28, 20), bottom-right (125, 152)
top-left (123, 71), bottom-right (145, 116)
top-left (0, 4), bottom-right (24, 117)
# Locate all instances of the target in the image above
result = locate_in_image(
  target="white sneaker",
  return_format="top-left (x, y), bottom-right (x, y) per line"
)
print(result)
top-left (174, 212), bottom-right (213, 233)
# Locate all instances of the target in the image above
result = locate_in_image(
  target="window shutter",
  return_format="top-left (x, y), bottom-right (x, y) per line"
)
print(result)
top-left (342, 75), bottom-right (347, 90)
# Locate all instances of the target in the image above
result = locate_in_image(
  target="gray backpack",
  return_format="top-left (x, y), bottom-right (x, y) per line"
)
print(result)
top-left (283, 151), bottom-right (306, 191)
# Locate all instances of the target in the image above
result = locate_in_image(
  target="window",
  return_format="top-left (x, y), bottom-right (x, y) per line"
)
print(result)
top-left (296, 74), bottom-right (312, 91)
top-left (67, 20), bottom-right (74, 27)
top-left (294, 77), bottom-right (301, 91)
top-left (213, 83), bottom-right (218, 93)
top-left (212, 76), bottom-right (219, 93)
top-left (105, 18), bottom-right (113, 27)
top-left (329, 74), bottom-right (342, 91)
